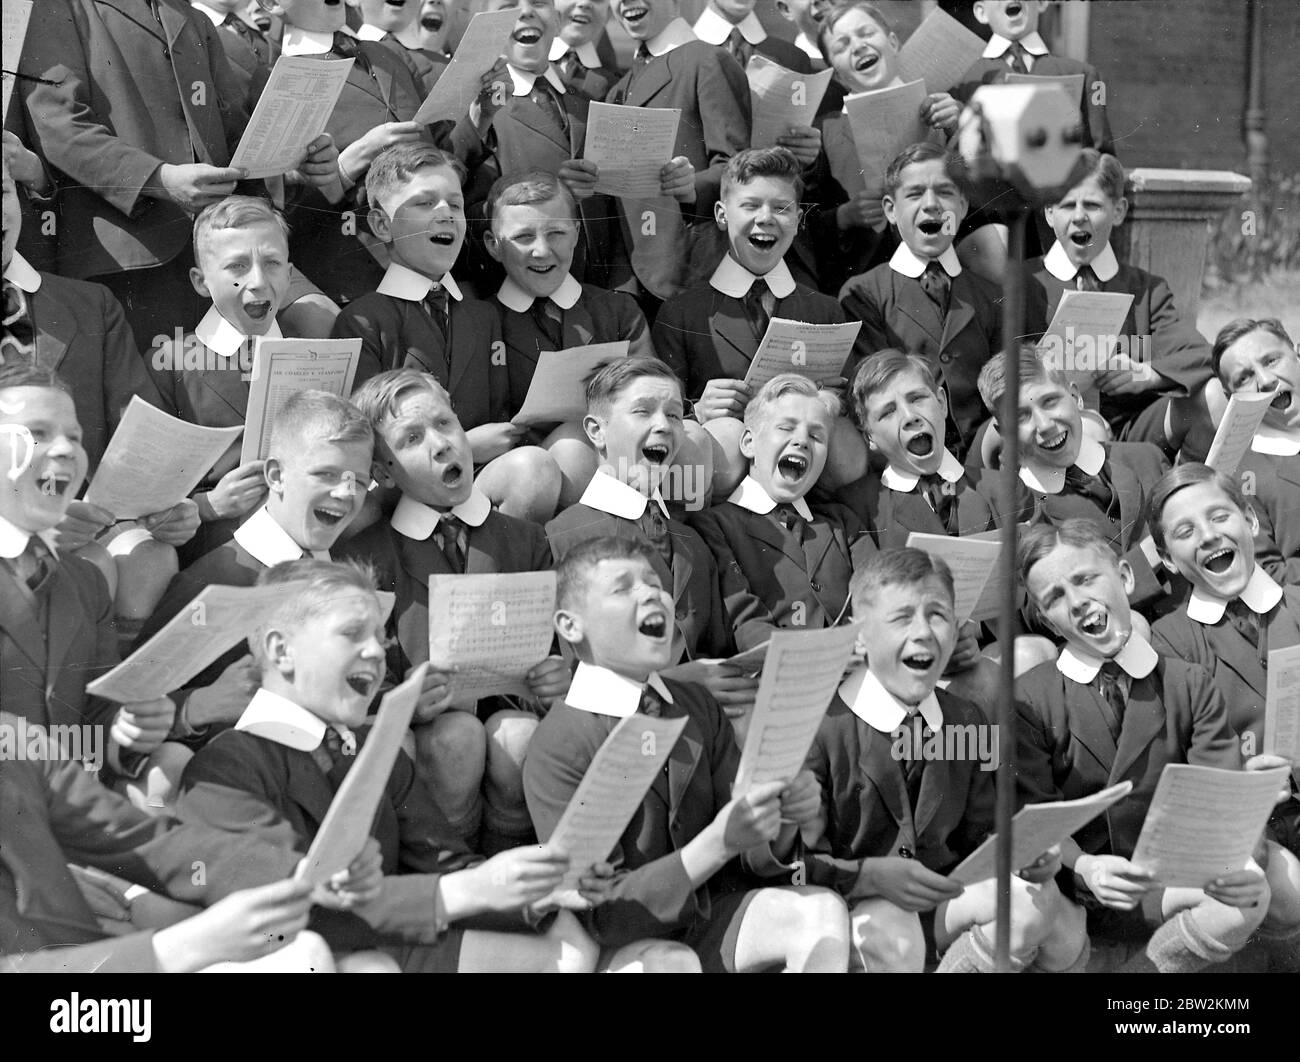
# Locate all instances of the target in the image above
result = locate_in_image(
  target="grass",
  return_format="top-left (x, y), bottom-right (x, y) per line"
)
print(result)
top-left (1197, 269), bottom-right (1300, 342)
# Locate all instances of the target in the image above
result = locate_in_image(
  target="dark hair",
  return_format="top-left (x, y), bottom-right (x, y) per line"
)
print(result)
top-left (1147, 462), bottom-right (1252, 552)
top-left (884, 141), bottom-right (968, 199)
top-left (350, 368), bottom-right (454, 430)
top-left (366, 143), bottom-right (467, 211)
top-left (585, 356), bottom-right (681, 419)
top-left (556, 536), bottom-right (661, 613)
top-left (818, 2), bottom-right (895, 63)
top-left (484, 169), bottom-right (578, 227)
top-left (720, 147), bottom-right (805, 200)
top-left (1017, 518), bottom-right (1120, 623)
top-left (976, 344), bottom-right (1068, 415)
top-left (849, 547), bottom-right (955, 612)
top-left (1210, 317), bottom-right (1295, 383)
top-left (0, 363), bottom-right (72, 396)
top-left (851, 349), bottom-right (940, 421)
top-left (248, 559), bottom-right (380, 668)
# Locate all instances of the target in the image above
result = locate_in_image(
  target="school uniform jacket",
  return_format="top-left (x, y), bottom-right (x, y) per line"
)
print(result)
top-left (1152, 585), bottom-right (1300, 754)
top-left (840, 262), bottom-right (1004, 457)
top-left (853, 467), bottom-right (1009, 551)
top-left (523, 677), bottom-right (744, 946)
top-left (688, 495), bottom-right (873, 651)
top-left (1014, 655), bottom-right (1240, 859)
top-left (652, 283), bottom-right (848, 401)
top-left (803, 687), bottom-right (996, 892)
top-left (1238, 449), bottom-right (1300, 586)
top-left (1, 719), bottom-right (299, 972)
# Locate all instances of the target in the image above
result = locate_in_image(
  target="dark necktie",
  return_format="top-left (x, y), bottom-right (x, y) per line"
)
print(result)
top-left (1224, 596), bottom-right (1264, 655)
top-left (895, 712), bottom-right (927, 799)
top-left (531, 297), bottom-right (564, 350)
top-left (558, 50), bottom-right (580, 81)
top-left (725, 28), bottom-right (751, 68)
top-left (627, 43), bottom-right (652, 92)
top-left (223, 11), bottom-right (255, 41)
top-left (8, 535), bottom-right (53, 593)
top-left (1006, 41), bottom-right (1029, 74)
top-left (1, 279), bottom-right (36, 365)
top-left (437, 514), bottom-right (466, 573)
top-left (775, 503), bottom-right (807, 546)
top-left (919, 261), bottom-right (950, 312)
top-left (637, 684), bottom-right (667, 717)
top-left (919, 473), bottom-right (958, 534)
top-left (425, 285), bottom-right (450, 348)
top-left (319, 726), bottom-right (357, 772)
top-left (743, 279), bottom-right (772, 342)
top-left (1095, 660), bottom-right (1127, 742)
top-left (1063, 463), bottom-right (1115, 512)
top-left (639, 502), bottom-right (674, 572)
top-left (1075, 264), bottom-right (1101, 293)
top-left (529, 78), bottom-right (567, 134)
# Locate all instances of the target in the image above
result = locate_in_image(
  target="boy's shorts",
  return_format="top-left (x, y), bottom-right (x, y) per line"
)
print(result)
top-left (382, 930), bottom-right (466, 974)
top-left (682, 888), bottom-right (759, 973)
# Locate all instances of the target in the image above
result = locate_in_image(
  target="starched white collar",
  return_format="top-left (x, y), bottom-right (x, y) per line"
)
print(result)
top-left (376, 262), bottom-right (463, 303)
top-left (236, 687), bottom-right (356, 754)
top-left (1044, 240), bottom-right (1120, 284)
top-left (727, 475), bottom-right (813, 521)
top-left (644, 18), bottom-right (698, 57)
top-left (710, 254), bottom-right (796, 299)
top-left (3, 251), bottom-right (41, 294)
top-left (193, 2), bottom-right (229, 28)
top-left (355, 23), bottom-right (387, 42)
top-left (1186, 564), bottom-right (1284, 625)
top-left (194, 305), bottom-right (281, 361)
top-left (793, 31), bottom-right (822, 61)
top-left (1020, 434), bottom-right (1105, 495)
top-left (983, 31), bottom-right (1049, 61)
top-left (889, 241), bottom-right (962, 280)
top-left (693, 6), bottom-right (765, 46)
top-left (565, 662), bottom-right (674, 718)
top-left (507, 62), bottom-right (568, 97)
top-left (1057, 632), bottom-right (1158, 684)
top-left (881, 448), bottom-right (964, 492)
top-left (550, 38), bottom-right (603, 69)
top-left (233, 506), bottom-right (329, 568)
top-left (838, 664), bottom-right (943, 734)
top-left (281, 24), bottom-right (355, 56)
top-left (1251, 425), bottom-right (1300, 456)
top-left (0, 513), bottom-right (58, 561)
top-left (390, 489), bottom-right (490, 541)
top-left (496, 272), bottom-right (582, 313)
top-left (579, 468), bottom-right (670, 521)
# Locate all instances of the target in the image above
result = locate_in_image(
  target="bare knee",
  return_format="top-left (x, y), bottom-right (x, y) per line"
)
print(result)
top-left (549, 909), bottom-right (600, 973)
top-left (1003, 878), bottom-right (1059, 958)
top-left (1263, 843), bottom-right (1300, 929)
top-left (675, 421), bottom-right (715, 509)
top-left (821, 415), bottom-right (869, 491)
top-left (700, 416), bottom-right (746, 499)
top-left (75, 540), bottom-right (118, 597)
top-left (112, 536), bottom-right (179, 618)
top-left (610, 941), bottom-right (701, 974)
top-left (851, 899), bottom-right (925, 973)
top-left (544, 426), bottom-right (600, 509)
top-left (1013, 635), bottom-right (1058, 676)
top-left (337, 949), bottom-right (402, 973)
top-left (482, 447), bottom-right (562, 524)
top-left (484, 711), bottom-right (538, 792)
top-left (413, 712), bottom-right (486, 787)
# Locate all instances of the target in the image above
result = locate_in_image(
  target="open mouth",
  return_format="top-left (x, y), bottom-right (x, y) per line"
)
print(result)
top-left (345, 670), bottom-right (378, 697)
top-left (917, 218), bottom-right (943, 237)
top-left (637, 611), bottom-right (667, 639)
top-left (1269, 388), bottom-right (1293, 411)
top-left (441, 462), bottom-right (464, 488)
top-left (36, 470), bottom-right (72, 497)
top-left (1005, 2), bottom-right (1024, 18)
top-left (429, 231), bottom-right (457, 247)
top-left (1038, 428), bottom-right (1068, 452)
top-left (568, 11), bottom-right (591, 24)
top-left (313, 506), bottom-right (347, 528)
top-left (323, 0), bottom-right (341, 7)
top-left (901, 651), bottom-right (936, 675)
top-left (1079, 608), bottom-right (1109, 637)
top-left (621, 4), bottom-right (648, 27)
top-left (528, 263), bottom-right (557, 274)
top-left (777, 452), bottom-right (808, 482)
top-left (642, 442), bottom-right (670, 464)
top-left (243, 300), bottom-right (272, 321)
top-left (905, 431), bottom-right (934, 458)
top-left (513, 26), bottom-right (543, 44)
top-left (852, 50), bottom-right (880, 74)
top-left (748, 232), bottom-right (778, 251)
top-left (1203, 546), bottom-right (1236, 574)
top-left (1069, 230), bottom-right (1093, 248)
top-left (385, 0), bottom-right (407, 8)
top-left (421, 13), bottom-right (443, 31)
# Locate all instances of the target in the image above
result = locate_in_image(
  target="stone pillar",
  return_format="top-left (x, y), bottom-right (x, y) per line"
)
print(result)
top-left (1115, 169), bottom-right (1252, 319)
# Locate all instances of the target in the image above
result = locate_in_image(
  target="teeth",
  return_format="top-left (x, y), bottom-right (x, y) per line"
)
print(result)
top-left (1080, 610), bottom-right (1107, 635)
top-left (642, 445), bottom-right (669, 463)
top-left (1040, 430), bottom-right (1067, 450)
top-left (906, 432), bottom-right (934, 456)
top-left (1203, 547), bottom-right (1235, 573)
top-left (638, 615), bottom-right (666, 637)
top-left (1270, 390), bottom-right (1292, 410)
top-left (902, 654), bottom-right (935, 670)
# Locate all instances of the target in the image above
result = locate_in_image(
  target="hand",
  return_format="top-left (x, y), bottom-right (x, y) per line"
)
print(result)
top-left (152, 876), bottom-right (314, 972)
top-left (2, 131), bottom-right (48, 192)
top-left (141, 499), bottom-right (200, 547)
top-left (559, 158), bottom-right (599, 201)
top-left (473, 57), bottom-right (513, 126)
top-left (921, 92), bottom-right (961, 133)
top-left (466, 421), bottom-right (526, 464)
top-left (778, 770), bottom-right (822, 829)
top-left (775, 124), bottom-right (821, 168)
top-left (576, 861), bottom-right (617, 909)
top-left (288, 132), bottom-right (341, 189)
top-left (660, 659), bottom-right (758, 714)
top-left (717, 780), bottom-right (784, 854)
top-left (943, 620), bottom-right (982, 675)
top-left (1096, 353), bottom-right (1163, 395)
top-left (186, 656), bottom-right (261, 729)
top-left (111, 697), bottom-right (177, 755)
top-left (412, 666), bottom-right (456, 723)
top-left (1075, 853), bottom-right (1155, 910)
top-left (693, 378), bottom-right (751, 422)
top-left (466, 843), bottom-right (570, 912)
top-left (151, 163), bottom-right (246, 213)
top-left (206, 460), bottom-right (268, 521)
top-left (1017, 845), bottom-right (1062, 884)
top-left (837, 188), bottom-right (886, 231)
top-left (526, 656), bottom-right (571, 707)
top-left (53, 501), bottom-right (116, 553)
top-left (1205, 859), bottom-right (1268, 909)
top-left (306, 838), bottom-right (385, 910)
top-left (660, 156), bottom-right (696, 205)
top-left (857, 856), bottom-right (964, 911)
top-left (1245, 753), bottom-right (1294, 806)
top-left (338, 122), bottom-right (425, 184)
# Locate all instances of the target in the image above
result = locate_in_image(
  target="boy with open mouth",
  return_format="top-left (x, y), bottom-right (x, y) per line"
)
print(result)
top-left (177, 558), bottom-right (602, 972)
top-left (336, 143), bottom-right (563, 524)
top-left (1016, 518), bottom-right (1300, 972)
top-left (349, 0), bottom-right (450, 93)
top-left (525, 535), bottom-right (851, 971)
top-left (690, 374), bottom-right (875, 669)
top-left (339, 368), bottom-right (567, 853)
top-left (1207, 317), bottom-right (1300, 586)
top-left (1149, 463), bottom-right (1300, 864)
top-left (804, 547), bottom-right (1087, 973)
top-left (840, 142), bottom-right (1003, 460)
top-left (977, 345), bottom-right (1170, 611)
top-left (550, 0), bottom-right (620, 100)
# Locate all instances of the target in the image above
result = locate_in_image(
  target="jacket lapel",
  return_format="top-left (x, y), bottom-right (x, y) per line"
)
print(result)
top-left (624, 58), bottom-right (672, 107)
top-left (710, 301), bottom-right (758, 367)
top-left (746, 509), bottom-right (805, 569)
top-left (858, 720), bottom-right (909, 831)
top-left (938, 287), bottom-right (975, 354)
top-left (285, 749), bottom-right (339, 834)
top-left (0, 568), bottom-right (45, 667)
top-left (29, 291), bottom-right (75, 375)
top-left (893, 276), bottom-right (944, 346)
top-left (197, 368), bottom-right (250, 421)
top-left (649, 715), bottom-right (703, 826)
top-left (1110, 672), bottom-right (1166, 783)
top-left (43, 566), bottom-right (87, 690)
top-left (1065, 676), bottom-right (1120, 774)
top-left (446, 303), bottom-right (474, 396)
top-left (506, 98), bottom-right (571, 154)
top-left (1105, 446), bottom-right (1145, 549)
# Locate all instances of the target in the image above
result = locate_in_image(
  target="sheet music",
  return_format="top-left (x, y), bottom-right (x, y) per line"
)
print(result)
top-left (510, 341), bottom-right (629, 426)
top-left (842, 80), bottom-right (928, 193)
top-left (413, 8), bottom-right (520, 123)
top-left (1, 0), bottom-right (32, 122)
top-left (1005, 72), bottom-right (1087, 106)
top-left (1204, 391), bottom-right (1274, 476)
top-left (543, 714), bottom-right (688, 907)
top-left (229, 56), bottom-right (354, 179)
top-left (1035, 289), bottom-right (1134, 406)
top-left (733, 625), bottom-right (861, 796)
top-left (427, 571), bottom-right (557, 705)
top-left (240, 338), bottom-right (361, 465)
top-left (296, 665), bottom-right (427, 887)
top-left (742, 318), bottom-right (861, 390)
top-left (1265, 645), bottom-right (1300, 777)
top-left (1131, 764), bottom-right (1289, 888)
top-left (585, 102), bottom-right (681, 199)
top-left (904, 533), bottom-right (1002, 624)
top-left (84, 397), bottom-right (242, 519)
top-left (896, 8), bottom-right (988, 94)
top-left (951, 781), bottom-right (1133, 885)
top-left (747, 55), bottom-right (834, 150)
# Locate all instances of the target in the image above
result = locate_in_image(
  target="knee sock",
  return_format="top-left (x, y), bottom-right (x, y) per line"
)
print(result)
top-left (1256, 920), bottom-right (1300, 973)
top-left (1031, 932), bottom-right (1091, 973)
top-left (936, 925), bottom-right (1030, 973)
top-left (1121, 909), bottom-right (1234, 974)
top-left (480, 799), bottom-right (536, 856)
top-left (443, 797), bottom-right (483, 851)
